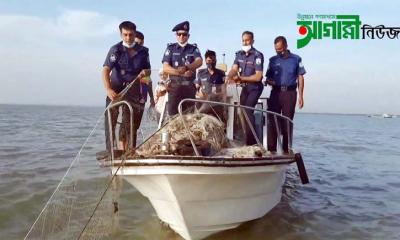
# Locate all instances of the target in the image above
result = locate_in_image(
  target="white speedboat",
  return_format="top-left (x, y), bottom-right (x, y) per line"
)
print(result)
top-left (382, 113), bottom-right (393, 118)
top-left (104, 96), bottom-right (308, 240)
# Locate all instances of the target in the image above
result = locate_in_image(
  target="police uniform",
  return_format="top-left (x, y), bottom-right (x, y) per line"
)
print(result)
top-left (103, 41), bottom-right (151, 150)
top-left (196, 68), bottom-right (226, 120)
top-left (234, 47), bottom-right (264, 145)
top-left (196, 68), bottom-right (225, 94)
top-left (162, 21), bottom-right (202, 116)
top-left (265, 50), bottom-right (306, 152)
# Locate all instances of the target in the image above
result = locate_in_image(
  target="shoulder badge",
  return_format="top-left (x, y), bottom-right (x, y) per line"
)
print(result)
top-left (110, 53), bottom-right (117, 62)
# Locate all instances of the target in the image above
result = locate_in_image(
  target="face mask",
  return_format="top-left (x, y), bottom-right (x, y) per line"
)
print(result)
top-left (277, 51), bottom-right (286, 57)
top-left (206, 63), bottom-right (216, 69)
top-left (178, 41), bottom-right (188, 48)
top-left (123, 41), bottom-right (136, 48)
top-left (242, 45), bottom-right (252, 52)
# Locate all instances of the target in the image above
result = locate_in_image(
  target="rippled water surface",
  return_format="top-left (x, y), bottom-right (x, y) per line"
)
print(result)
top-left (1, 104), bottom-right (399, 239)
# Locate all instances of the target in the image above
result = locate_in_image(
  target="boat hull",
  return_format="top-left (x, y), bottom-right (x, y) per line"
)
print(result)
top-left (112, 164), bottom-right (287, 240)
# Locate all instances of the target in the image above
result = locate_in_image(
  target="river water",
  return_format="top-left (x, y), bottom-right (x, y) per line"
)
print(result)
top-left (1, 104), bottom-right (399, 239)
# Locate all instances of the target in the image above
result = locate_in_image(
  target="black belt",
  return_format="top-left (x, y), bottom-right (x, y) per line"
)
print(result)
top-left (272, 85), bottom-right (297, 91)
top-left (241, 82), bottom-right (263, 87)
top-left (170, 79), bottom-right (194, 86)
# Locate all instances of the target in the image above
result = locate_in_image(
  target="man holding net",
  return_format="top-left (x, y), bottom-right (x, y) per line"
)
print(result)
top-left (102, 21), bottom-right (151, 153)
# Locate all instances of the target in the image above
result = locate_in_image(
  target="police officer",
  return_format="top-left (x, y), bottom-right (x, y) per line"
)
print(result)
top-left (265, 36), bottom-right (306, 153)
top-left (227, 31), bottom-right (264, 145)
top-left (162, 21), bottom-right (203, 116)
top-left (102, 21), bottom-right (151, 152)
top-left (196, 50), bottom-right (226, 120)
top-left (134, 30), bottom-right (155, 107)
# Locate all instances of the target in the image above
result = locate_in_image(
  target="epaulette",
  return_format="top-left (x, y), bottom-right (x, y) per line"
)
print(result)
top-left (141, 46), bottom-right (149, 52)
top-left (254, 50), bottom-right (262, 56)
top-left (269, 55), bottom-right (278, 61)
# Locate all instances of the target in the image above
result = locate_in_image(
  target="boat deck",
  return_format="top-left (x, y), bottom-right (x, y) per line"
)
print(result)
top-left (98, 150), bottom-right (297, 167)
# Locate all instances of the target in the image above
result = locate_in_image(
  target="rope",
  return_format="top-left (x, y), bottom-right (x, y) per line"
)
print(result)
top-left (25, 71), bottom-right (150, 239)
top-left (77, 73), bottom-right (149, 238)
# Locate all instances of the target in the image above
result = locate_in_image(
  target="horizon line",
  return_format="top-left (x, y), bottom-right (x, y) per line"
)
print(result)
top-left (1, 102), bottom-right (398, 116)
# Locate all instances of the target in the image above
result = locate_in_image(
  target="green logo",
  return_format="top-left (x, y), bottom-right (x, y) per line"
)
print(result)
top-left (297, 14), bottom-right (400, 48)
top-left (297, 14), bottom-right (361, 48)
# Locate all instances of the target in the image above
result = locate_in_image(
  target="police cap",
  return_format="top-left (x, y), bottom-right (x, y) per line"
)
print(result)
top-left (172, 21), bottom-right (190, 32)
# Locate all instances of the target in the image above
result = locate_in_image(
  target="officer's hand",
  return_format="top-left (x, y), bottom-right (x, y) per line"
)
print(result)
top-left (138, 70), bottom-right (146, 79)
top-left (107, 88), bottom-right (118, 101)
top-left (177, 66), bottom-right (187, 74)
top-left (225, 77), bottom-right (235, 85)
top-left (298, 97), bottom-right (304, 109)
top-left (195, 83), bottom-right (201, 90)
top-left (266, 80), bottom-right (276, 86)
top-left (233, 75), bottom-right (241, 84)
top-left (183, 70), bottom-right (194, 78)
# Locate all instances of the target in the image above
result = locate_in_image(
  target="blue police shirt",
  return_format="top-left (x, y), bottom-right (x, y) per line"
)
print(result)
top-left (196, 68), bottom-right (225, 93)
top-left (162, 43), bottom-right (202, 82)
top-left (103, 42), bottom-right (151, 93)
top-left (233, 47), bottom-right (264, 78)
top-left (266, 51), bottom-right (306, 87)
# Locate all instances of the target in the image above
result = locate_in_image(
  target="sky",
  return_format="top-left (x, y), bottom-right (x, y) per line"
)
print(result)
top-left (0, 0), bottom-right (399, 114)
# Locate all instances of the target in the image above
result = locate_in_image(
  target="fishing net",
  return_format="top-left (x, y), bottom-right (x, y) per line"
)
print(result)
top-left (25, 72), bottom-right (160, 240)
top-left (136, 112), bottom-right (228, 157)
top-left (24, 117), bottom-right (116, 240)
top-left (215, 145), bottom-right (266, 158)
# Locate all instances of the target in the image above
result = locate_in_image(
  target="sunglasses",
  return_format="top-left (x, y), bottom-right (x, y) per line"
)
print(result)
top-left (176, 32), bottom-right (188, 37)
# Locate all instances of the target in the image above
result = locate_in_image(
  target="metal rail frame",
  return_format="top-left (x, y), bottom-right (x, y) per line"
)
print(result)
top-left (106, 100), bottom-right (134, 161)
top-left (177, 98), bottom-right (294, 157)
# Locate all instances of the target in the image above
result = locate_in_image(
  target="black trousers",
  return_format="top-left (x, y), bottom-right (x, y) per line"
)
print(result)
top-left (240, 83), bottom-right (263, 145)
top-left (104, 97), bottom-right (144, 152)
top-left (267, 89), bottom-right (297, 152)
top-left (167, 83), bottom-right (196, 116)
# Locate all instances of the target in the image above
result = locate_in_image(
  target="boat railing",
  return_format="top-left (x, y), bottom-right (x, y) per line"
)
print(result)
top-left (104, 99), bottom-right (295, 161)
top-left (178, 98), bottom-right (294, 156)
top-left (105, 100), bottom-right (134, 161)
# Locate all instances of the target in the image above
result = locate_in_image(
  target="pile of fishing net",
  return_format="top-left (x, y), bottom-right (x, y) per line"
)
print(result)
top-left (215, 145), bottom-right (266, 158)
top-left (136, 113), bottom-right (228, 156)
